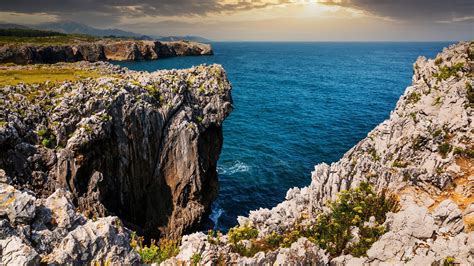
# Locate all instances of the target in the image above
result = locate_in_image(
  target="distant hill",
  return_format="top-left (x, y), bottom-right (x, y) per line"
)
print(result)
top-left (0, 23), bottom-right (29, 29)
top-left (34, 21), bottom-right (154, 40)
top-left (0, 21), bottom-right (211, 42)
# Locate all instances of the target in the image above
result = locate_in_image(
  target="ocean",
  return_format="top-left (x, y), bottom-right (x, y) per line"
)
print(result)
top-left (114, 42), bottom-right (452, 231)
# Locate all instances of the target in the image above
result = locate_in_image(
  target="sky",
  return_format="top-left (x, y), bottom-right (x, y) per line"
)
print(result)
top-left (0, 0), bottom-right (473, 41)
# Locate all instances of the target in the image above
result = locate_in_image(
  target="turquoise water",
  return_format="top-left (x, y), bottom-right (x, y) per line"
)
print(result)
top-left (115, 42), bottom-right (451, 231)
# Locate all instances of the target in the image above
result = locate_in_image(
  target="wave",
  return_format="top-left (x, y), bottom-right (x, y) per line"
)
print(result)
top-left (217, 160), bottom-right (250, 175)
top-left (209, 202), bottom-right (224, 229)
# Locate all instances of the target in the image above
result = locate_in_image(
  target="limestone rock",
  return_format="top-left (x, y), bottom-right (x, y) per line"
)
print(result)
top-left (168, 41), bottom-right (474, 265)
top-left (0, 236), bottom-right (40, 266)
top-left (0, 183), bottom-right (36, 225)
top-left (0, 183), bottom-right (139, 265)
top-left (0, 40), bottom-right (213, 64)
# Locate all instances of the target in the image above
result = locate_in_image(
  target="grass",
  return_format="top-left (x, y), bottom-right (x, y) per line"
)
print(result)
top-left (0, 67), bottom-right (101, 86)
top-left (221, 182), bottom-right (399, 258)
top-left (0, 34), bottom-right (100, 46)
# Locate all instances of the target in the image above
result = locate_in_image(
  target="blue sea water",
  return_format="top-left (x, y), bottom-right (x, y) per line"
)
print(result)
top-left (115, 42), bottom-right (452, 231)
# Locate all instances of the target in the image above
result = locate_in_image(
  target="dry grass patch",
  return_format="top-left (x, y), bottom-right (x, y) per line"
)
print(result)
top-left (0, 66), bottom-right (101, 86)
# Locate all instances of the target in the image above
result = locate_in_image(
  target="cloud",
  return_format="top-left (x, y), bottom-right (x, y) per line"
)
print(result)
top-left (1, 0), bottom-right (472, 24)
top-left (0, 0), bottom-right (276, 17)
top-left (319, 0), bottom-right (474, 22)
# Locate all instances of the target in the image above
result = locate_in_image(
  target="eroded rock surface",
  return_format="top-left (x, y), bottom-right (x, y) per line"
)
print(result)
top-left (0, 40), bottom-right (213, 64)
top-left (0, 183), bottom-right (139, 265)
top-left (0, 61), bottom-right (233, 242)
top-left (167, 42), bottom-right (473, 265)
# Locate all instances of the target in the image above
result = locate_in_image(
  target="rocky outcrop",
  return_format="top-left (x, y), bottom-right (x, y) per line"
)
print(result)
top-left (0, 181), bottom-right (140, 265)
top-left (0, 40), bottom-right (213, 64)
top-left (0, 60), bottom-right (232, 245)
top-left (168, 42), bottom-right (473, 264)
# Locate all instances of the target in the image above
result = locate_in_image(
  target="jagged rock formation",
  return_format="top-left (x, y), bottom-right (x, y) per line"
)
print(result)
top-left (0, 59), bottom-right (233, 263)
top-left (0, 40), bottom-right (213, 64)
top-left (166, 42), bottom-right (473, 265)
top-left (0, 177), bottom-right (139, 265)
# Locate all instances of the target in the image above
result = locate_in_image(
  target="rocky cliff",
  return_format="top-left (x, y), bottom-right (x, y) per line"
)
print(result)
top-left (0, 61), bottom-right (232, 264)
top-left (0, 40), bottom-right (213, 64)
top-left (166, 42), bottom-right (474, 265)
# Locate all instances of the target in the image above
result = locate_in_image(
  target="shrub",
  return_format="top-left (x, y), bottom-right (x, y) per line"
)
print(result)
top-left (144, 85), bottom-right (160, 99)
top-left (228, 225), bottom-right (259, 246)
top-left (306, 182), bottom-right (399, 256)
top-left (224, 183), bottom-right (399, 258)
top-left (438, 142), bottom-right (452, 158)
top-left (453, 147), bottom-right (474, 158)
top-left (443, 256), bottom-right (455, 266)
top-left (407, 92), bottom-right (421, 104)
top-left (207, 229), bottom-right (221, 245)
top-left (227, 225), bottom-right (260, 257)
top-left (412, 135), bottom-right (426, 150)
top-left (191, 253), bottom-right (202, 266)
top-left (392, 160), bottom-right (408, 168)
top-left (37, 128), bottom-right (56, 148)
top-left (434, 63), bottom-right (464, 81)
top-left (432, 129), bottom-right (443, 138)
top-left (434, 57), bottom-right (443, 65)
top-left (130, 233), bottom-right (180, 264)
top-left (466, 82), bottom-right (474, 108)
top-left (368, 147), bottom-right (380, 161)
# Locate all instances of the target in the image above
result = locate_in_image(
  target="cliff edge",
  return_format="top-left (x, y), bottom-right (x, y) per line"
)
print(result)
top-left (0, 61), bottom-right (232, 264)
top-left (0, 39), bottom-right (213, 64)
top-left (167, 42), bottom-right (473, 265)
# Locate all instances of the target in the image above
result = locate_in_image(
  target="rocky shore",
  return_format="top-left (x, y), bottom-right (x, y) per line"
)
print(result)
top-left (0, 41), bottom-right (472, 265)
top-left (0, 62), bottom-right (232, 264)
top-left (165, 41), bottom-right (474, 265)
top-left (0, 40), bottom-right (213, 64)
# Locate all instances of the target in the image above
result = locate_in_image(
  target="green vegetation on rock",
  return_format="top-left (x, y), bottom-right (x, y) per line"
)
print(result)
top-left (407, 92), bottom-right (421, 104)
top-left (191, 253), bottom-right (202, 266)
top-left (438, 142), bottom-right (452, 158)
top-left (466, 82), bottom-right (474, 108)
top-left (433, 63), bottom-right (464, 81)
top-left (130, 233), bottom-right (180, 264)
top-left (222, 183), bottom-right (399, 258)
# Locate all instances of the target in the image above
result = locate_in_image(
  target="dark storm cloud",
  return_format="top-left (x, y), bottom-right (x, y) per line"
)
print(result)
top-left (321, 0), bottom-right (474, 22)
top-left (0, 0), bottom-right (272, 17)
top-left (0, 0), bottom-right (473, 23)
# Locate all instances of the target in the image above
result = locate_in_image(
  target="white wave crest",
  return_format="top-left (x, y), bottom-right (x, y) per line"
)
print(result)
top-left (209, 203), bottom-right (224, 229)
top-left (217, 160), bottom-right (250, 175)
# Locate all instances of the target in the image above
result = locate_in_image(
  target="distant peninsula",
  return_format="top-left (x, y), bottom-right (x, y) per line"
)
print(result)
top-left (0, 28), bottom-right (213, 64)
